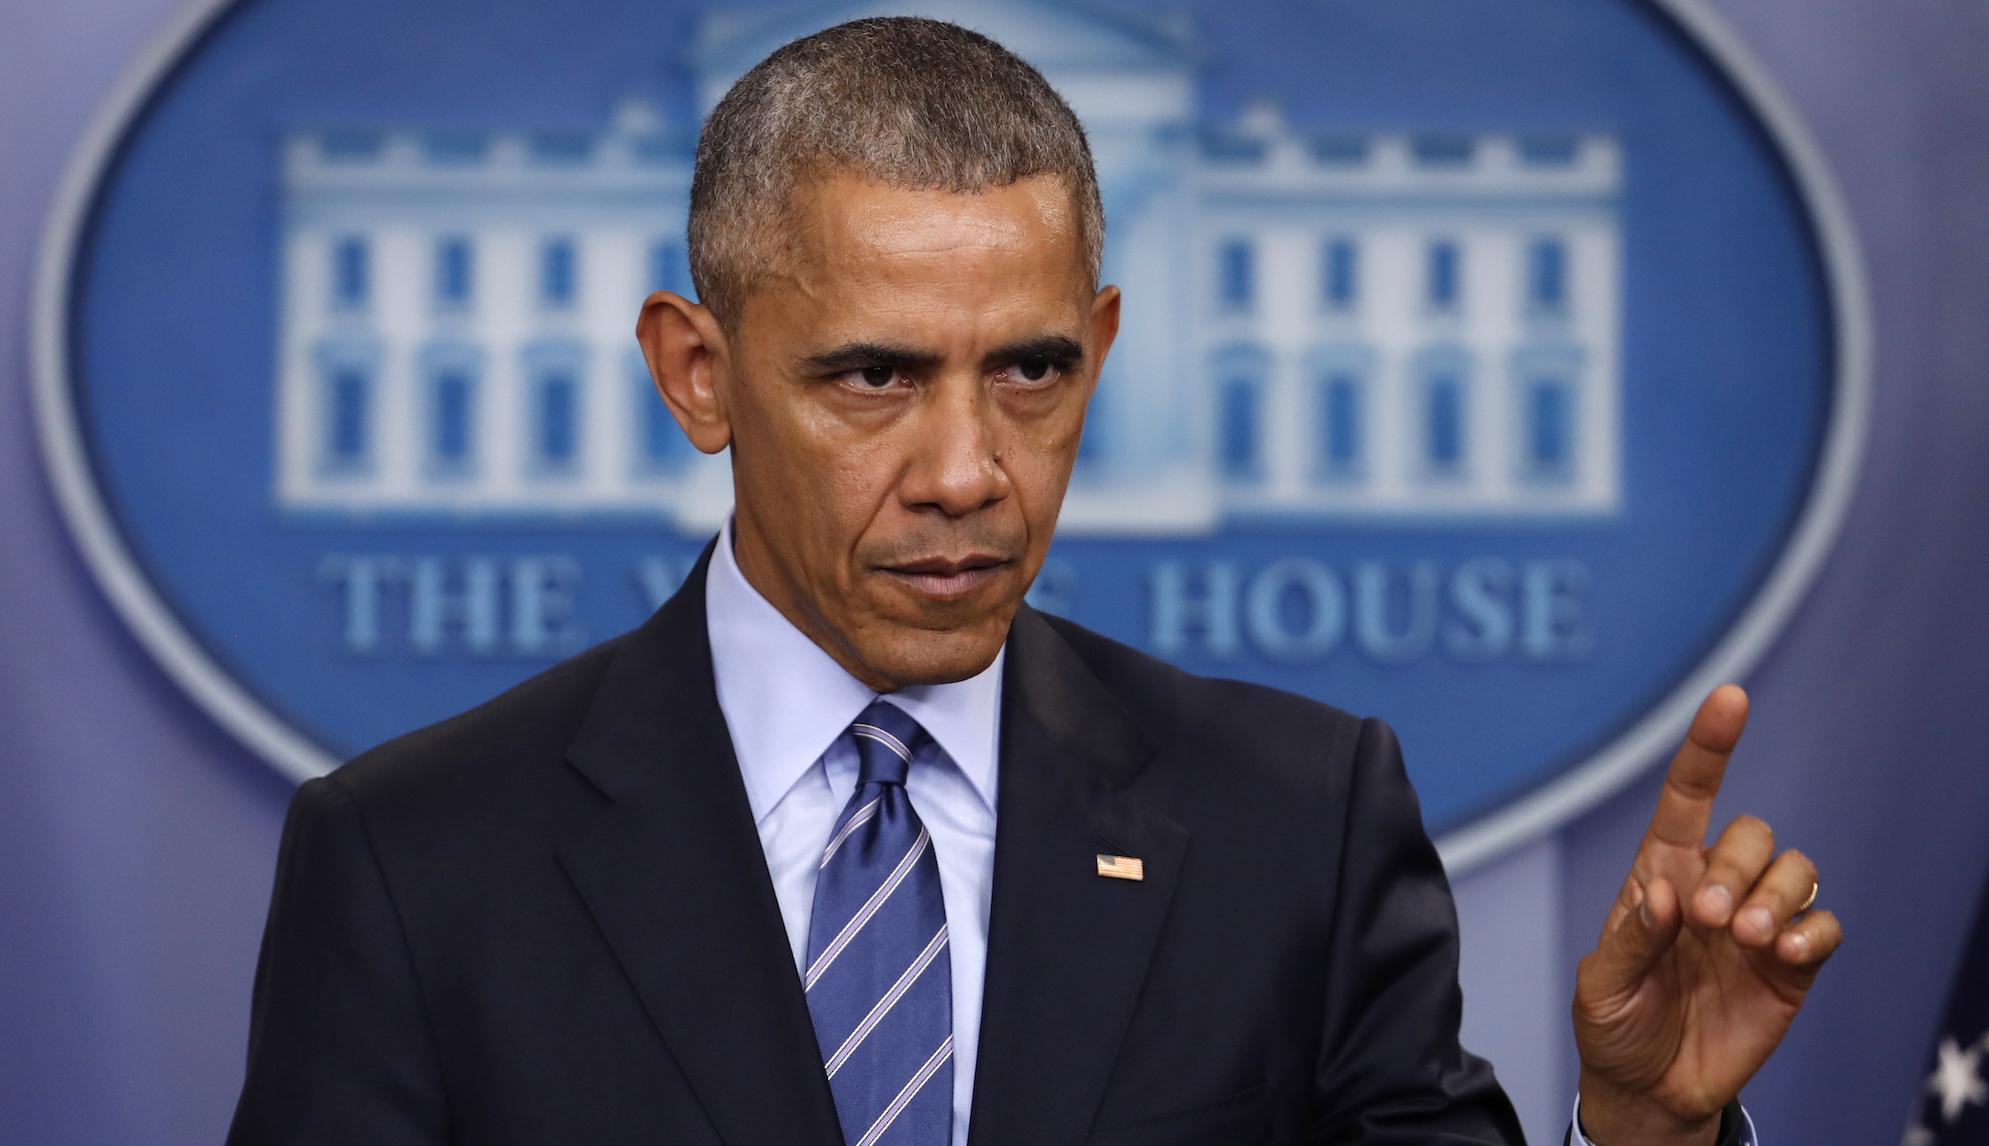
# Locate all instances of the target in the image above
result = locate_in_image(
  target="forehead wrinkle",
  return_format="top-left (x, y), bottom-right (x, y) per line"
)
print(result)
top-left (796, 267), bottom-right (1087, 355)
top-left (820, 221), bottom-right (1027, 283)
top-left (748, 176), bottom-right (1092, 357)
top-left (803, 174), bottom-right (1073, 259)
top-left (789, 244), bottom-right (1050, 322)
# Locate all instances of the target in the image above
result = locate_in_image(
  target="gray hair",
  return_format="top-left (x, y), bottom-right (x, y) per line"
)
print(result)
top-left (687, 16), bottom-right (1105, 329)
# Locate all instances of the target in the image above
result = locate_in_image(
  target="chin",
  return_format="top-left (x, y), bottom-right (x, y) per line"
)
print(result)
top-left (866, 621), bottom-right (1009, 689)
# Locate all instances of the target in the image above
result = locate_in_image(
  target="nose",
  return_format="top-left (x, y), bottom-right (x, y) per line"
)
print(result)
top-left (900, 374), bottom-right (1011, 518)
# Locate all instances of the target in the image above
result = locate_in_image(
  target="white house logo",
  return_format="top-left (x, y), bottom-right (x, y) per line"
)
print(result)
top-left (33, 0), bottom-right (1867, 869)
top-left (276, 103), bottom-right (1621, 530)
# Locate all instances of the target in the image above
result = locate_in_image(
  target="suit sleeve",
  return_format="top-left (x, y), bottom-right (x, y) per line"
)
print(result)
top-left (226, 774), bottom-right (449, 1145)
top-left (1308, 716), bottom-right (1525, 1144)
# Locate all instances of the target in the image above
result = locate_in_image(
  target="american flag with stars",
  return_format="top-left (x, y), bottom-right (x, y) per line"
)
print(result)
top-left (1904, 879), bottom-right (1989, 1145)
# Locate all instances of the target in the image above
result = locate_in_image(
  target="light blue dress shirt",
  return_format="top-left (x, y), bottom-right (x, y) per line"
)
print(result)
top-left (1570, 1094), bottom-right (1756, 1146)
top-left (705, 522), bottom-right (999, 1146)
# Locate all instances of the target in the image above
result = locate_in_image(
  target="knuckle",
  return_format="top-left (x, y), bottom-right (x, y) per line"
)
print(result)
top-left (1798, 914), bottom-right (1840, 950)
top-left (1701, 862), bottom-right (1744, 890)
top-left (1575, 952), bottom-right (1603, 983)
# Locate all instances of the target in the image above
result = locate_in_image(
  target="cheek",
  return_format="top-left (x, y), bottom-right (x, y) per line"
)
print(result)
top-left (999, 418), bottom-right (1083, 518)
top-left (821, 463), bottom-right (891, 531)
top-left (739, 384), bottom-right (873, 490)
top-left (778, 420), bottom-right (908, 564)
top-left (1003, 391), bottom-right (1087, 473)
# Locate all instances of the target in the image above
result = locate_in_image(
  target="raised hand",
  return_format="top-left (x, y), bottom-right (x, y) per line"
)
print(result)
top-left (1571, 684), bottom-right (1844, 1146)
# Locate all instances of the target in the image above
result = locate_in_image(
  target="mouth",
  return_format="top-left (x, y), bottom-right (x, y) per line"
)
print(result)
top-left (876, 554), bottom-right (1014, 602)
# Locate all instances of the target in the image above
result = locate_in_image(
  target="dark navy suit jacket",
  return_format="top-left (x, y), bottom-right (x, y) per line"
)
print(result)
top-left (226, 547), bottom-right (1743, 1144)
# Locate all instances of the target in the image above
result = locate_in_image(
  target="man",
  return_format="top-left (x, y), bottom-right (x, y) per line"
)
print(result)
top-left (226, 17), bottom-right (1841, 1146)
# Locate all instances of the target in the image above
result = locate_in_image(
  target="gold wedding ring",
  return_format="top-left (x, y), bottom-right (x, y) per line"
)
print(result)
top-left (1795, 879), bottom-right (1818, 914)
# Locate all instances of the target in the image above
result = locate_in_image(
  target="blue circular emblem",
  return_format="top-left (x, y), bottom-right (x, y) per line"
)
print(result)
top-left (34, 0), bottom-right (1867, 869)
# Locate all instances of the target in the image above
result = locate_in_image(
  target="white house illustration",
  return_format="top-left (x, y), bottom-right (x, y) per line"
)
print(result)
top-left (272, 0), bottom-right (1623, 534)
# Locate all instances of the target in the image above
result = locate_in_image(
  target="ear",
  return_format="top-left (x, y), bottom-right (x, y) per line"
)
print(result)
top-left (1087, 283), bottom-right (1123, 387)
top-left (635, 290), bottom-right (733, 454)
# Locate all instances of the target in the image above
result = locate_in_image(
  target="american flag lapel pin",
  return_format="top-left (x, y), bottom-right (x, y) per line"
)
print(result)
top-left (1095, 853), bottom-right (1144, 882)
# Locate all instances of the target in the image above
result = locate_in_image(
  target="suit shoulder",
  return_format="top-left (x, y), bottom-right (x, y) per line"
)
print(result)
top-left (1033, 610), bottom-right (1370, 765)
top-left (328, 629), bottom-right (629, 809)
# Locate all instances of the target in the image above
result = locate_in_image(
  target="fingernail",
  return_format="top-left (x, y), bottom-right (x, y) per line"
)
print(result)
top-left (1740, 906), bottom-right (1774, 939)
top-left (1638, 898), bottom-right (1652, 928)
top-left (1698, 884), bottom-right (1733, 921)
top-left (1785, 932), bottom-right (1811, 960)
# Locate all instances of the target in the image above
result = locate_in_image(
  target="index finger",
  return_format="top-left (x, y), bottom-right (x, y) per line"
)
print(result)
top-left (1644, 684), bottom-right (1750, 848)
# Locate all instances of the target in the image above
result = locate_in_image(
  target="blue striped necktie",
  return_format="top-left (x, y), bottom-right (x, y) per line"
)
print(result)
top-left (804, 700), bottom-right (954, 1146)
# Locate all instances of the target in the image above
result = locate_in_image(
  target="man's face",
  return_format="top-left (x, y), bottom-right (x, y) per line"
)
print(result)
top-left (721, 172), bottom-right (1119, 691)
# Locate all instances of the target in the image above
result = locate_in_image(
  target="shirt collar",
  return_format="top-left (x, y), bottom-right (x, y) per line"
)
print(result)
top-left (704, 520), bottom-right (1003, 824)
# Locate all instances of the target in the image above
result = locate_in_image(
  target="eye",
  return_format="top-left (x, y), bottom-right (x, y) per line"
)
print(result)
top-left (1002, 357), bottom-right (1062, 387)
top-left (841, 364), bottom-right (906, 391)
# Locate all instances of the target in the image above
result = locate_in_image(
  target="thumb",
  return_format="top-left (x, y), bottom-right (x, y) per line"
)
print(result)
top-left (1587, 877), bottom-right (1684, 999)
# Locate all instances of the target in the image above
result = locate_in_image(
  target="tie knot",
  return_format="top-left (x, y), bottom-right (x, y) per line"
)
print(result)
top-left (848, 700), bottom-right (930, 787)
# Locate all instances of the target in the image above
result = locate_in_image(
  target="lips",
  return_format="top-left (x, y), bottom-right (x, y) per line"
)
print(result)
top-left (885, 554), bottom-right (1008, 576)
top-left (878, 553), bottom-right (1013, 601)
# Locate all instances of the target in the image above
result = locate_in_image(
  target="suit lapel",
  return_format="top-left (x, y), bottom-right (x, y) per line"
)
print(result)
top-left (968, 607), bottom-right (1188, 1145)
top-left (555, 547), bottom-right (843, 1146)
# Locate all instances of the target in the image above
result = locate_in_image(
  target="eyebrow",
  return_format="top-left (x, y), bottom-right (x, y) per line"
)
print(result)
top-left (798, 341), bottom-right (944, 375)
top-left (797, 334), bottom-right (1085, 376)
top-left (984, 335), bottom-right (1084, 371)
